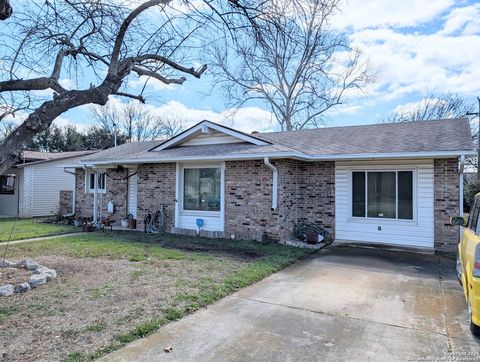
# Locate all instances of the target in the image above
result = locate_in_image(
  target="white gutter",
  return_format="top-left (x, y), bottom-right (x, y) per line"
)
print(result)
top-left (263, 157), bottom-right (278, 210)
top-left (63, 168), bottom-right (76, 216)
top-left (83, 150), bottom-right (476, 167)
top-left (459, 155), bottom-right (465, 240)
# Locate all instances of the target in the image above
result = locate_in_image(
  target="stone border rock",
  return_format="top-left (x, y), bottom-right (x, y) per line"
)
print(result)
top-left (0, 259), bottom-right (56, 297)
top-left (278, 240), bottom-right (327, 250)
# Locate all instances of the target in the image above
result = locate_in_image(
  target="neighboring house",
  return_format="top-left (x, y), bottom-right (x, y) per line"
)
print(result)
top-left (70, 118), bottom-right (474, 253)
top-left (0, 150), bottom-right (96, 217)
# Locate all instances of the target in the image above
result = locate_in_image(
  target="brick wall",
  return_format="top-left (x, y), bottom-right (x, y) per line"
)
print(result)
top-left (296, 161), bottom-right (335, 237)
top-left (74, 168), bottom-right (128, 224)
top-left (59, 190), bottom-right (73, 215)
top-left (434, 158), bottom-right (460, 252)
top-left (136, 163), bottom-right (176, 231)
top-left (74, 160), bottom-right (336, 241)
top-left (224, 159), bottom-right (335, 241)
top-left (224, 160), bottom-right (282, 241)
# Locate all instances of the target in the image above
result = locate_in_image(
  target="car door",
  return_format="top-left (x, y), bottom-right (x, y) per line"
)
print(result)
top-left (461, 197), bottom-right (480, 298)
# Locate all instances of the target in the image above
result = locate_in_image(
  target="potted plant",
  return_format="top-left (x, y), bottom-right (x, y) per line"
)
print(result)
top-left (127, 213), bottom-right (137, 229)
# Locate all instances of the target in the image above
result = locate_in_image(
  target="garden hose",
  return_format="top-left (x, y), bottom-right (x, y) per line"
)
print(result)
top-left (145, 206), bottom-right (166, 233)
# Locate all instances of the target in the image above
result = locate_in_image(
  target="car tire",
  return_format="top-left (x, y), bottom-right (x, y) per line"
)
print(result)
top-left (468, 299), bottom-right (480, 337)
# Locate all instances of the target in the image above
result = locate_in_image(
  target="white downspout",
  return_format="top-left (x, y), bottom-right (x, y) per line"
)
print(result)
top-left (459, 155), bottom-right (465, 240)
top-left (264, 157), bottom-right (278, 210)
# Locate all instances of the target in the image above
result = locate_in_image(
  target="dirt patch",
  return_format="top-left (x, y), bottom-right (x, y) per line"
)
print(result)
top-left (0, 267), bottom-right (34, 285)
top-left (0, 255), bottom-right (245, 361)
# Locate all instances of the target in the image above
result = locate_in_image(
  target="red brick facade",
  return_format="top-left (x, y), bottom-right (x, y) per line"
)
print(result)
top-left (136, 163), bottom-right (176, 231)
top-left (72, 157), bottom-right (460, 252)
top-left (224, 160), bottom-right (335, 241)
top-left (74, 168), bottom-right (128, 224)
top-left (434, 158), bottom-right (460, 252)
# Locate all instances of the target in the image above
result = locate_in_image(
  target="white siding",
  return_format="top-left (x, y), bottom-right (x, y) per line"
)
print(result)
top-left (180, 132), bottom-right (244, 146)
top-left (29, 159), bottom-right (75, 217)
top-left (335, 159), bottom-right (434, 250)
top-left (128, 168), bottom-right (138, 218)
top-left (0, 168), bottom-right (21, 217)
top-left (21, 166), bottom-right (34, 217)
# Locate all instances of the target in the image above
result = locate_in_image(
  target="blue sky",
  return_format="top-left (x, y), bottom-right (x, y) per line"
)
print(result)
top-left (5, 0), bottom-right (480, 134)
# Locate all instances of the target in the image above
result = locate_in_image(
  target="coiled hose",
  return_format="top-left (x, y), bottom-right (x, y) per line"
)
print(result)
top-left (144, 206), bottom-right (166, 233)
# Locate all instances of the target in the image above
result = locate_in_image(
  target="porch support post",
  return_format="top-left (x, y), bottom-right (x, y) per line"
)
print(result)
top-left (93, 171), bottom-right (98, 222)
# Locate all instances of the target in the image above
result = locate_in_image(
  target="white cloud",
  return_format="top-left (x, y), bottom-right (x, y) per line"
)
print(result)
top-left (348, 27), bottom-right (480, 102)
top-left (53, 116), bottom-right (90, 132)
top-left (145, 100), bottom-right (276, 133)
top-left (92, 98), bottom-right (276, 133)
top-left (440, 3), bottom-right (480, 35)
top-left (333, 0), bottom-right (454, 30)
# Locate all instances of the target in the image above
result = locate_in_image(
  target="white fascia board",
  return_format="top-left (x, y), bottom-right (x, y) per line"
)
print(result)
top-left (55, 163), bottom-right (84, 168)
top-left (83, 149), bottom-right (474, 167)
top-left (152, 120), bottom-right (270, 151)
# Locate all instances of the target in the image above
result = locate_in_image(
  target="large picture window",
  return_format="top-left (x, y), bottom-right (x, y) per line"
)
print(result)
top-left (352, 171), bottom-right (413, 220)
top-left (183, 168), bottom-right (221, 212)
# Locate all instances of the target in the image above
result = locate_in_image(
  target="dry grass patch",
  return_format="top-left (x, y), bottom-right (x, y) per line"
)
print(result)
top-left (0, 232), bottom-right (312, 361)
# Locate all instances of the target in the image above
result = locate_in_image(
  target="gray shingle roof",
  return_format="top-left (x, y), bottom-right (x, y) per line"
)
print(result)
top-left (17, 150), bottom-right (96, 166)
top-left (79, 118), bottom-right (473, 165)
top-left (81, 140), bottom-right (163, 162)
top-left (257, 118), bottom-right (473, 155)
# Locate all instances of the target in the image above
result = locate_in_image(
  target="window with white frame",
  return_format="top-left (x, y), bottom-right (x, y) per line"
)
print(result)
top-left (183, 167), bottom-right (221, 212)
top-left (0, 175), bottom-right (14, 195)
top-left (86, 172), bottom-right (106, 193)
top-left (352, 170), bottom-right (413, 220)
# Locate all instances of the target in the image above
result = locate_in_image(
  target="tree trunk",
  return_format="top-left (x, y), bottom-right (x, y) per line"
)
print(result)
top-left (0, 85), bottom-right (112, 175)
top-left (0, 0), bottom-right (12, 20)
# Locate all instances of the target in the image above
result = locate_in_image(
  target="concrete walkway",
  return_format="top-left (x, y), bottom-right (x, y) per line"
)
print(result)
top-left (3, 232), bottom-right (83, 245)
top-left (103, 245), bottom-right (480, 362)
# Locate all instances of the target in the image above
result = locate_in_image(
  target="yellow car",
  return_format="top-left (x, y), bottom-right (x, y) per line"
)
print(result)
top-left (453, 195), bottom-right (480, 336)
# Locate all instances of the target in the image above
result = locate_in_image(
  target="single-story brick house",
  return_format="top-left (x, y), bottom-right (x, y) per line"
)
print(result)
top-left (65, 118), bottom-right (474, 252)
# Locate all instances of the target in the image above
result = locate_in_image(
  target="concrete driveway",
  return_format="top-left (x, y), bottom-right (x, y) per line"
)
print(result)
top-left (104, 245), bottom-right (480, 361)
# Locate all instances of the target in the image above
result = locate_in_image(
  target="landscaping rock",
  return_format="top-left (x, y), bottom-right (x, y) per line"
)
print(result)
top-left (19, 259), bottom-right (41, 271)
top-left (0, 284), bottom-right (14, 296)
top-left (14, 283), bottom-right (31, 293)
top-left (28, 274), bottom-right (47, 288)
top-left (35, 267), bottom-right (57, 281)
top-left (0, 259), bottom-right (16, 268)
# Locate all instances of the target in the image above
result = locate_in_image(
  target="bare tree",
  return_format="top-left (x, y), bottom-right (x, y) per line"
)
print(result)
top-left (383, 94), bottom-right (474, 123)
top-left (157, 114), bottom-right (184, 138)
top-left (0, 120), bottom-right (15, 142)
top-left (0, 0), bottom-right (12, 20)
top-left (122, 102), bottom-right (162, 142)
top-left (90, 100), bottom-right (184, 142)
top-left (211, 0), bottom-right (369, 131)
top-left (0, 0), bottom-right (260, 174)
top-left (383, 93), bottom-right (478, 172)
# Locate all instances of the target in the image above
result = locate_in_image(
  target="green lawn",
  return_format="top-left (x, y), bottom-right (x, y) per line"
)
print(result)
top-left (0, 218), bottom-right (76, 242)
top-left (0, 231), bottom-right (313, 361)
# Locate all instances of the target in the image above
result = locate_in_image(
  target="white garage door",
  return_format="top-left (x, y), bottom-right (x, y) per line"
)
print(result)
top-left (335, 159), bottom-right (434, 250)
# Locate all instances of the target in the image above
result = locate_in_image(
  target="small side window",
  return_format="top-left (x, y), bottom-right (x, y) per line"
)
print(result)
top-left (469, 198), bottom-right (480, 233)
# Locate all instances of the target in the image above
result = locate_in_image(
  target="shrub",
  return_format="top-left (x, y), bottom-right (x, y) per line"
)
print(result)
top-left (464, 178), bottom-right (480, 211)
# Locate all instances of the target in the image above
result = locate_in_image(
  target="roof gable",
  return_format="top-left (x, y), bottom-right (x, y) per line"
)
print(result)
top-left (151, 120), bottom-right (270, 151)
